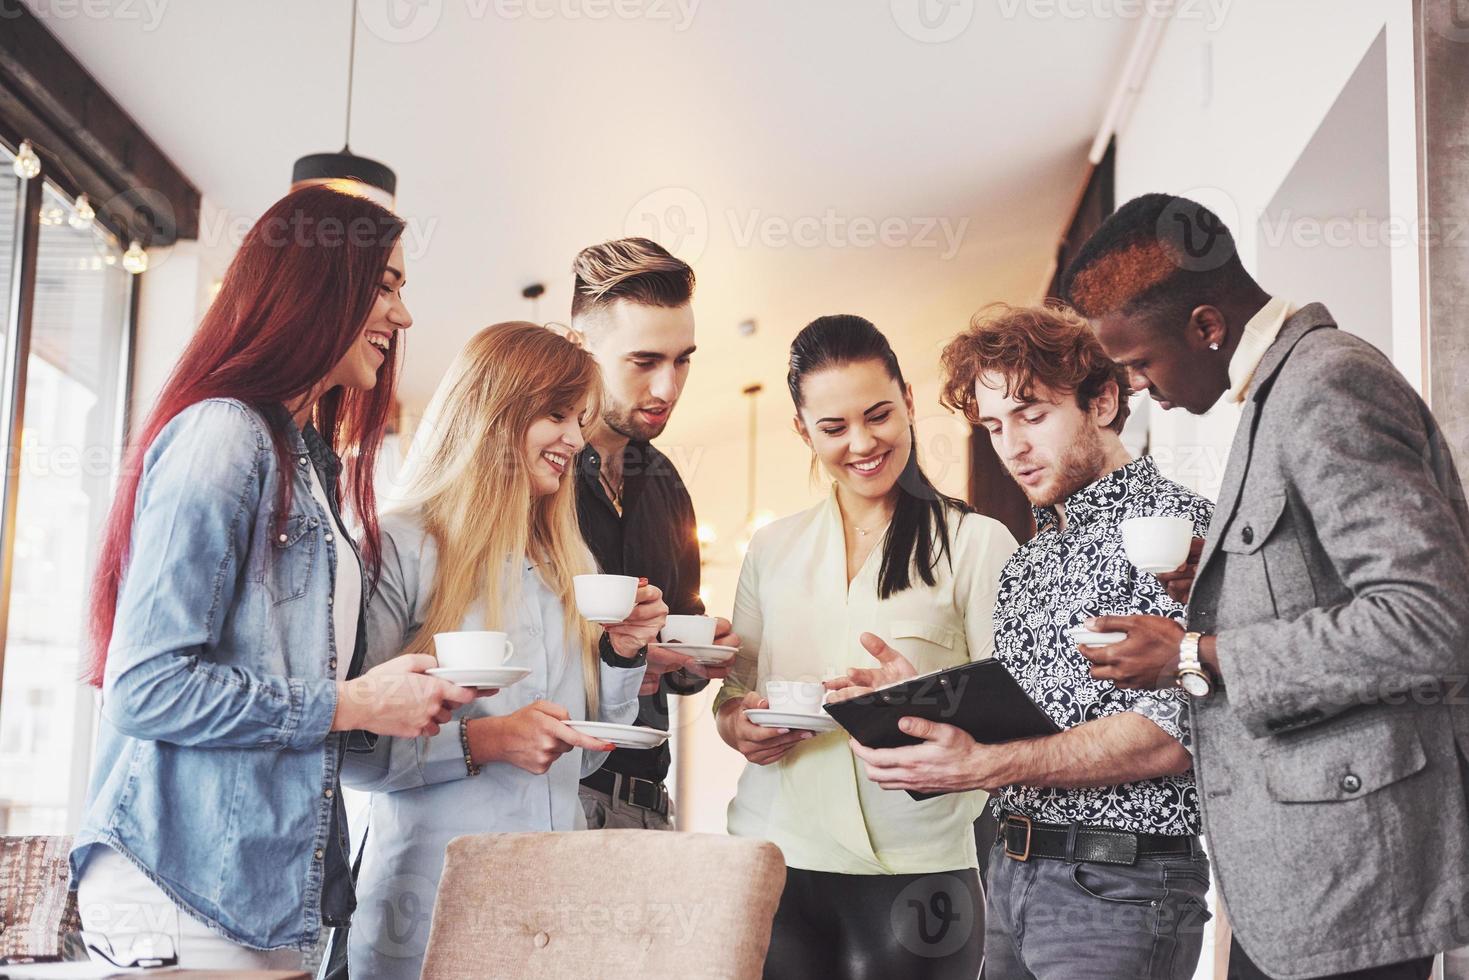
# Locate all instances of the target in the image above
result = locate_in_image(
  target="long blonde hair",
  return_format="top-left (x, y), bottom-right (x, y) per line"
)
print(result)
top-left (392, 322), bottom-right (605, 713)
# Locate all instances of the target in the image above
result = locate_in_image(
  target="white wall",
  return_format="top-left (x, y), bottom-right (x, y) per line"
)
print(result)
top-left (1115, 1), bottom-right (1421, 502)
top-left (131, 197), bottom-right (235, 419)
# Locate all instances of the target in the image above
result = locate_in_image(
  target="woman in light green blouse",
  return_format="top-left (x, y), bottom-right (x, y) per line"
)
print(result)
top-left (714, 314), bottom-right (1017, 980)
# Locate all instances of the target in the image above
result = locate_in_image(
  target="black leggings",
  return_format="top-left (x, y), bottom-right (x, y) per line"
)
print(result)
top-left (763, 867), bottom-right (985, 980)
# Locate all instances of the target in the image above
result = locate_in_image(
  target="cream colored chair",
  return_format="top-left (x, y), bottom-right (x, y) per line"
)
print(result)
top-left (421, 830), bottom-right (786, 980)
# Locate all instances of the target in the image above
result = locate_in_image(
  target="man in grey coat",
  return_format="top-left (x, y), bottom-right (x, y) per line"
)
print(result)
top-left (1064, 193), bottom-right (1469, 980)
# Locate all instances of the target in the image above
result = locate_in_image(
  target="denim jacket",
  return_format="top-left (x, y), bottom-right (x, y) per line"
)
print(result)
top-left (70, 398), bottom-right (364, 951)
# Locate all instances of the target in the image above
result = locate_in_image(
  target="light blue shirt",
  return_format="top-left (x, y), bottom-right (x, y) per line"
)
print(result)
top-left (342, 509), bottom-right (644, 980)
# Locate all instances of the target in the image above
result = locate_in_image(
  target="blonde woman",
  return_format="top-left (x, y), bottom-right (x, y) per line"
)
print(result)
top-left (342, 323), bottom-right (662, 980)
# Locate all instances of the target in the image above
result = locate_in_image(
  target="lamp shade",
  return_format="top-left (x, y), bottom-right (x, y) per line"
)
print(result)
top-left (290, 149), bottom-right (396, 209)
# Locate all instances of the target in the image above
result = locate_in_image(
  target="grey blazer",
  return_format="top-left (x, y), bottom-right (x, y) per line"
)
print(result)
top-left (1187, 303), bottom-right (1469, 978)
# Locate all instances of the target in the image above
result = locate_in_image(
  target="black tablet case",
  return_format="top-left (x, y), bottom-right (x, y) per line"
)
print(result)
top-left (822, 659), bottom-right (1061, 800)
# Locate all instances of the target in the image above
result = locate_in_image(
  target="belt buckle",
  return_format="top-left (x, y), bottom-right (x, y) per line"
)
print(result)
top-left (625, 776), bottom-right (660, 811)
top-left (1003, 814), bottom-right (1033, 862)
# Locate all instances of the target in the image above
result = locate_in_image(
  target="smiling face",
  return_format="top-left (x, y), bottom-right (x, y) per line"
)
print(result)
top-left (580, 299), bottom-right (695, 442)
top-left (524, 397), bottom-right (590, 496)
top-left (795, 359), bottom-right (915, 505)
top-left (323, 240), bottom-right (412, 392)
top-left (973, 370), bottom-right (1118, 508)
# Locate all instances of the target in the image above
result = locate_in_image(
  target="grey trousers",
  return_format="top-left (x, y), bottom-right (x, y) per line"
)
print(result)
top-left (578, 784), bottom-right (675, 831)
top-left (982, 840), bottom-right (1211, 980)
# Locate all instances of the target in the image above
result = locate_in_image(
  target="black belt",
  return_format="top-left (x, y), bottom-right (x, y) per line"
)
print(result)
top-left (1000, 812), bottom-right (1198, 866)
top-left (583, 768), bottom-right (670, 818)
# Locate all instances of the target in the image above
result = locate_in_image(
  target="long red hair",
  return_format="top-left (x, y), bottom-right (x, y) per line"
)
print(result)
top-left (86, 186), bottom-right (405, 686)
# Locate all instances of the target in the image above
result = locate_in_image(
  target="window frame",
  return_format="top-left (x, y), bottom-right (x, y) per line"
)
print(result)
top-left (0, 137), bottom-right (137, 833)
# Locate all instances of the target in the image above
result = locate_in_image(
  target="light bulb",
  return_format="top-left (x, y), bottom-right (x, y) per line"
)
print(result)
top-left (122, 241), bottom-right (148, 275)
top-left (69, 194), bottom-right (95, 230)
top-left (13, 140), bottom-right (41, 179)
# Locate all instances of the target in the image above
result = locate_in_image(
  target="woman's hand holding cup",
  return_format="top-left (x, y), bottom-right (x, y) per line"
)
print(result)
top-left (716, 691), bottom-right (813, 765)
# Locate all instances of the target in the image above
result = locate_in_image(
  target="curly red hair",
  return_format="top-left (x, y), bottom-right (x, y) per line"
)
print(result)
top-left (940, 302), bottom-right (1131, 433)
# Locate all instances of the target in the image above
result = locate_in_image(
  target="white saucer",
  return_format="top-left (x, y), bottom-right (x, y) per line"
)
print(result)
top-left (1134, 562), bottom-right (1179, 574)
top-left (565, 720), bottom-right (670, 749)
top-left (427, 666), bottom-right (531, 688)
top-left (650, 642), bottom-right (738, 665)
top-left (744, 708), bottom-right (840, 733)
top-left (1067, 628), bottom-right (1127, 646)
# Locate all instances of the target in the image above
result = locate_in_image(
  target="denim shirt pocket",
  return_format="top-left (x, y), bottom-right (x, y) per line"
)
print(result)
top-left (267, 510), bottom-right (320, 604)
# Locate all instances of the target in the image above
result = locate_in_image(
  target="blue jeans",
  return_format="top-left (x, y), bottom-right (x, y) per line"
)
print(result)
top-left (983, 840), bottom-right (1211, 980)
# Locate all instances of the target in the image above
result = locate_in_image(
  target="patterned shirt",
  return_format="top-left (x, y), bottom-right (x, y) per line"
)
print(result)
top-left (992, 455), bottom-right (1213, 836)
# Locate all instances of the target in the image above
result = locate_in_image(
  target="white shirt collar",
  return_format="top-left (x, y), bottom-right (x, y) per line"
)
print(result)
top-left (1226, 296), bottom-right (1294, 404)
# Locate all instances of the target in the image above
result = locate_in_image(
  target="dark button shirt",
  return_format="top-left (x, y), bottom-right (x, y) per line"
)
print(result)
top-left (576, 441), bottom-right (704, 786)
top-left (992, 456), bottom-right (1212, 836)
top-left (299, 421), bottom-right (367, 928)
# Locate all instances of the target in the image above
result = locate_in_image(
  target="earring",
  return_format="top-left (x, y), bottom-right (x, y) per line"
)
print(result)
top-left (1209, 342), bottom-right (1220, 351)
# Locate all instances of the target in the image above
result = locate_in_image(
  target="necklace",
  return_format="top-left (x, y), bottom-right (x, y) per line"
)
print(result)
top-left (847, 515), bottom-right (891, 538)
top-left (598, 467), bottom-right (623, 515)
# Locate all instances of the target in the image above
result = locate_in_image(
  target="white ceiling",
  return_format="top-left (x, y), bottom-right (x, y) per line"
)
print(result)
top-left (28, 0), bottom-right (1135, 445)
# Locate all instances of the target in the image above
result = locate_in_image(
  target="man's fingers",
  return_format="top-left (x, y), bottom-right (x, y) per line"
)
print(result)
top-left (896, 716), bottom-right (946, 741)
top-left (438, 682), bottom-right (477, 705)
top-left (647, 646), bottom-right (697, 672)
top-left (1087, 614), bottom-right (1145, 634)
top-left (848, 738), bottom-right (918, 770)
top-left (397, 653), bottom-right (439, 673)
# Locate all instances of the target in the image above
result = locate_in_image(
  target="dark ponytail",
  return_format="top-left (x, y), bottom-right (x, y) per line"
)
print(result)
top-left (788, 314), bottom-right (971, 599)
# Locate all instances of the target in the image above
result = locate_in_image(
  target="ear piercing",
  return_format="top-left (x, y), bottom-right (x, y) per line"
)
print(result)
top-left (1209, 342), bottom-right (1220, 351)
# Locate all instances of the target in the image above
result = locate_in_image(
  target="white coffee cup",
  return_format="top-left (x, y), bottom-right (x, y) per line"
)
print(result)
top-left (434, 630), bottom-right (514, 671)
top-left (660, 614), bottom-right (717, 646)
top-left (573, 573), bottom-right (640, 623)
top-left (1121, 516), bottom-right (1195, 574)
top-left (766, 679), bottom-right (826, 715)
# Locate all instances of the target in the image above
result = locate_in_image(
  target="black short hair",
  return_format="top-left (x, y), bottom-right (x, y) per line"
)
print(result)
top-left (1062, 193), bottom-right (1258, 328)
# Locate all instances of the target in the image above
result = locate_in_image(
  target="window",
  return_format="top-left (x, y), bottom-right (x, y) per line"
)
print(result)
top-left (0, 146), bottom-right (135, 835)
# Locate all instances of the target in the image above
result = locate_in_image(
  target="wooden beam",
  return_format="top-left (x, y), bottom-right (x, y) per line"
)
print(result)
top-left (0, 3), bottom-right (199, 242)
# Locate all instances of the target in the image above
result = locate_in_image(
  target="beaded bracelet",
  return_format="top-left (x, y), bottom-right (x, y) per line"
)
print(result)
top-left (459, 718), bottom-right (481, 776)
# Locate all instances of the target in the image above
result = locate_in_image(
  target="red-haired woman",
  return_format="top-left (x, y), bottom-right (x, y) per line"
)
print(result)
top-left (68, 187), bottom-right (476, 970)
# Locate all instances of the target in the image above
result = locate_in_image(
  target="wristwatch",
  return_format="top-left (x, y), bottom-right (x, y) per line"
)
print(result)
top-left (599, 632), bottom-right (647, 668)
top-left (1176, 631), bottom-right (1213, 698)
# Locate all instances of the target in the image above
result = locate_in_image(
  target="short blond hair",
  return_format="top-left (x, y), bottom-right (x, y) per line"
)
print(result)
top-left (570, 238), bottom-right (694, 321)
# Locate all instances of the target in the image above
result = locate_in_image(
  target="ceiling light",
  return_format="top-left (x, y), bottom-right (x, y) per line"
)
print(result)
top-left (290, 0), bottom-right (397, 207)
top-left (13, 140), bottom-right (41, 179)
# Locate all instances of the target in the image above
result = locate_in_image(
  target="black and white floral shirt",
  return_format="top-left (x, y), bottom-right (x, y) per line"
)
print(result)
top-left (992, 455), bottom-right (1213, 837)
